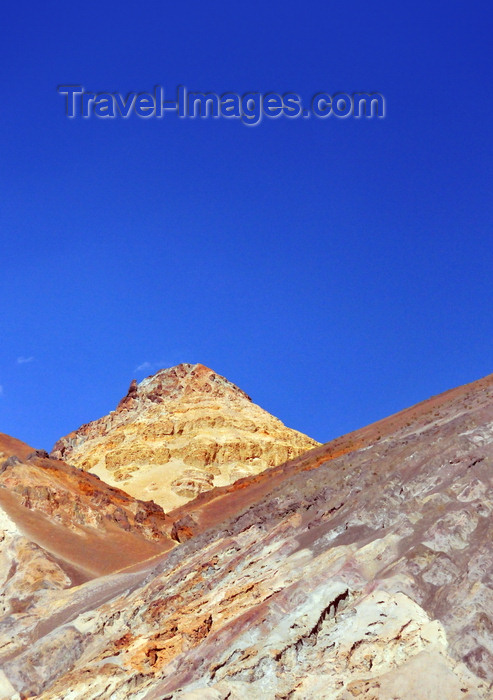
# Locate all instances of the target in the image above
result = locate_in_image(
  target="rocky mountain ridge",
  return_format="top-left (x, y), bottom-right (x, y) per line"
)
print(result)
top-left (0, 371), bottom-right (492, 698)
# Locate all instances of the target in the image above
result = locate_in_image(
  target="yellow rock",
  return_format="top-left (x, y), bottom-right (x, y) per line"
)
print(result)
top-left (52, 363), bottom-right (319, 512)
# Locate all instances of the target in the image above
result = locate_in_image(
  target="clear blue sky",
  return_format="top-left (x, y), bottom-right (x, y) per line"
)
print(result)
top-left (1, 1), bottom-right (492, 450)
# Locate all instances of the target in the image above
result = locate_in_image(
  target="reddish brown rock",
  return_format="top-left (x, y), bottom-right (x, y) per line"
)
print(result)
top-left (170, 514), bottom-right (198, 543)
top-left (0, 450), bottom-right (175, 579)
top-left (0, 432), bottom-right (35, 462)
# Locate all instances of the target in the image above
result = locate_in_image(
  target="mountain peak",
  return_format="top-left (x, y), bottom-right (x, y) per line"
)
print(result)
top-left (138, 363), bottom-right (251, 403)
top-left (52, 364), bottom-right (319, 512)
top-left (115, 364), bottom-right (252, 414)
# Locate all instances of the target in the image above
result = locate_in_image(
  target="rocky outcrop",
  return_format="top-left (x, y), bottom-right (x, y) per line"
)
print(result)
top-left (0, 444), bottom-right (178, 674)
top-left (1, 371), bottom-right (493, 698)
top-left (0, 449), bottom-right (175, 579)
top-left (52, 363), bottom-right (320, 511)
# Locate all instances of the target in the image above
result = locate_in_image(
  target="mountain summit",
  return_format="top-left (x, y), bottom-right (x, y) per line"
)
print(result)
top-left (117, 363), bottom-right (254, 407)
top-left (52, 363), bottom-right (320, 511)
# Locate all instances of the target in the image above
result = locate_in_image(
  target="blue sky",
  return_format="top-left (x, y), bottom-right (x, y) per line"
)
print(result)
top-left (1, 1), bottom-right (492, 450)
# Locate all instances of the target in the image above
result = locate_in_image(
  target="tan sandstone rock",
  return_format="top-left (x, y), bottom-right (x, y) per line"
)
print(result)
top-left (51, 363), bottom-right (320, 511)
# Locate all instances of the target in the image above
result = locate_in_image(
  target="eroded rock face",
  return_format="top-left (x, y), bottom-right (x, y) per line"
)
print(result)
top-left (1, 372), bottom-right (492, 698)
top-left (0, 450), bottom-right (175, 580)
top-left (51, 363), bottom-right (320, 511)
top-left (0, 443), bottom-right (179, 674)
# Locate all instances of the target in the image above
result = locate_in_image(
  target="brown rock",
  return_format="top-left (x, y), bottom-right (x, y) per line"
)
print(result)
top-left (170, 514), bottom-right (199, 543)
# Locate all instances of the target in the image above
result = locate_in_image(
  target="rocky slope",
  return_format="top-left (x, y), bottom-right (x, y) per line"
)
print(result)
top-left (0, 436), bottom-right (179, 675)
top-left (0, 447), bottom-right (175, 578)
top-left (52, 363), bottom-right (320, 512)
top-left (1, 372), bottom-right (493, 698)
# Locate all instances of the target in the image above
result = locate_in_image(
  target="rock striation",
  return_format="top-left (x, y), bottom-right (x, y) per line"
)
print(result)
top-left (1, 371), bottom-right (493, 698)
top-left (0, 440), bottom-right (178, 685)
top-left (51, 363), bottom-right (320, 511)
top-left (0, 444), bottom-right (176, 583)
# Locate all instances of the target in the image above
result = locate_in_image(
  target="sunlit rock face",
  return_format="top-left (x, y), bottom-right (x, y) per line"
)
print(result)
top-left (1, 372), bottom-right (493, 699)
top-left (51, 363), bottom-right (320, 511)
